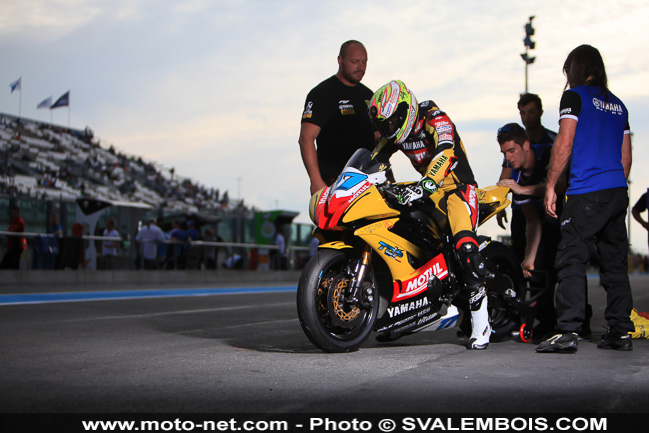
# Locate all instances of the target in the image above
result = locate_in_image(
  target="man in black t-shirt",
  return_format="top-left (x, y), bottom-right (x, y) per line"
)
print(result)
top-left (299, 40), bottom-right (377, 195)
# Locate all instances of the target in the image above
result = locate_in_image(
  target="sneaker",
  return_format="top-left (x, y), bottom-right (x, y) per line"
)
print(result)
top-left (597, 332), bottom-right (633, 351)
top-left (535, 332), bottom-right (578, 353)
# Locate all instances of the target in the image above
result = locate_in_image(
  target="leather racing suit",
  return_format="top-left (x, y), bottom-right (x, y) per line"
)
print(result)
top-left (375, 100), bottom-right (489, 346)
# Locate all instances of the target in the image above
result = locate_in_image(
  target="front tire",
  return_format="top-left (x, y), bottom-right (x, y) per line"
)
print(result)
top-left (297, 249), bottom-right (378, 352)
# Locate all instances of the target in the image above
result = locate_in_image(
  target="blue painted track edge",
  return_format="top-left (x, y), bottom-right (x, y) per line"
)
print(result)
top-left (0, 285), bottom-right (298, 305)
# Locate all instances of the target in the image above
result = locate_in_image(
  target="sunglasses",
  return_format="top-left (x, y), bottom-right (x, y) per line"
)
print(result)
top-left (497, 124), bottom-right (525, 135)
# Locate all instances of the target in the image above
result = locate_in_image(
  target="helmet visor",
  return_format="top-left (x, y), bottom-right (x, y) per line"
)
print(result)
top-left (373, 103), bottom-right (408, 141)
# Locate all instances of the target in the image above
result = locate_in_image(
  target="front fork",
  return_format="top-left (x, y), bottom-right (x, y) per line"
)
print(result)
top-left (345, 244), bottom-right (374, 307)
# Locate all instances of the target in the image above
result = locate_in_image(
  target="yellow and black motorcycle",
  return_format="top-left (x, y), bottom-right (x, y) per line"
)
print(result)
top-left (297, 148), bottom-right (529, 353)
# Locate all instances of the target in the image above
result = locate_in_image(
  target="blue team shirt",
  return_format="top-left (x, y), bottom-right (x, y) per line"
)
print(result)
top-left (503, 127), bottom-right (556, 212)
top-left (559, 85), bottom-right (630, 195)
top-left (510, 142), bottom-right (552, 205)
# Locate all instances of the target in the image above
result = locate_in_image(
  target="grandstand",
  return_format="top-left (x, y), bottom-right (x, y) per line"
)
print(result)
top-left (0, 112), bottom-right (314, 273)
top-left (0, 112), bottom-right (251, 216)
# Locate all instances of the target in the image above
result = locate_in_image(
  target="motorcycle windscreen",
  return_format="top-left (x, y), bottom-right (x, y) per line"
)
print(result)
top-left (311, 148), bottom-right (396, 229)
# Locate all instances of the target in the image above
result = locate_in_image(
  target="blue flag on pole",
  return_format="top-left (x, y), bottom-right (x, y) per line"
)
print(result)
top-left (37, 96), bottom-right (52, 109)
top-left (50, 91), bottom-right (70, 109)
top-left (10, 77), bottom-right (21, 93)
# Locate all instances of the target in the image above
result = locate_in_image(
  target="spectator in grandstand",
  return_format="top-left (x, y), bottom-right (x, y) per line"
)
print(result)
top-left (1, 205), bottom-right (26, 270)
top-left (156, 227), bottom-right (169, 270)
top-left (31, 213), bottom-right (63, 270)
top-left (185, 220), bottom-right (200, 242)
top-left (135, 218), bottom-right (166, 270)
top-left (48, 213), bottom-right (63, 236)
top-left (168, 220), bottom-right (188, 269)
top-left (272, 223), bottom-right (289, 270)
top-left (100, 218), bottom-right (120, 270)
top-left (183, 219), bottom-right (202, 270)
top-left (202, 227), bottom-right (221, 270)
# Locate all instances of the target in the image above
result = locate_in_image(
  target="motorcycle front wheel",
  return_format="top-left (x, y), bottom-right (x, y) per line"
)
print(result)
top-left (297, 249), bottom-right (378, 353)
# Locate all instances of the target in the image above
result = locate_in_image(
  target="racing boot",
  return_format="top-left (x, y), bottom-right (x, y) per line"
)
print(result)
top-left (467, 286), bottom-right (491, 350)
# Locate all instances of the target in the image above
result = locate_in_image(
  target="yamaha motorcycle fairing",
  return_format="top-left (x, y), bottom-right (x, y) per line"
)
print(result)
top-left (297, 148), bottom-right (527, 352)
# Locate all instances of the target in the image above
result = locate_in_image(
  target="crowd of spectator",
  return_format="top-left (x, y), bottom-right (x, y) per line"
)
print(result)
top-left (0, 113), bottom-right (257, 217)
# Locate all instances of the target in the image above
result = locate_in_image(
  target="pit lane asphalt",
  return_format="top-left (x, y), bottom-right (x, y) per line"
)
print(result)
top-left (1, 274), bottom-right (648, 414)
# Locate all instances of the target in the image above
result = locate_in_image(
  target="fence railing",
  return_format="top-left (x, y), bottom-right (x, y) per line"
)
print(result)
top-left (0, 230), bottom-right (311, 250)
top-left (0, 230), bottom-right (312, 271)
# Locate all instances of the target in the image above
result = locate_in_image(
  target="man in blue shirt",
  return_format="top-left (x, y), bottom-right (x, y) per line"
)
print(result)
top-left (497, 123), bottom-right (559, 337)
top-left (497, 123), bottom-right (553, 277)
top-left (169, 220), bottom-right (188, 269)
top-left (537, 45), bottom-right (633, 353)
top-left (497, 94), bottom-right (556, 263)
top-left (135, 218), bottom-right (165, 270)
top-left (185, 220), bottom-right (200, 241)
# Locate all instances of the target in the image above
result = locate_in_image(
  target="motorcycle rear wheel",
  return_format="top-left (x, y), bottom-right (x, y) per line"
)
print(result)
top-left (297, 249), bottom-right (378, 353)
top-left (482, 241), bottom-right (526, 340)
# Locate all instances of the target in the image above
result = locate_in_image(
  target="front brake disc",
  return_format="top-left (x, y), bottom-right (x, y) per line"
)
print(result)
top-left (327, 274), bottom-right (362, 329)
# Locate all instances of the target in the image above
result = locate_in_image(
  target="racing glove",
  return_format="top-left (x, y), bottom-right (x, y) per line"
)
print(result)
top-left (396, 178), bottom-right (441, 206)
top-left (397, 185), bottom-right (424, 206)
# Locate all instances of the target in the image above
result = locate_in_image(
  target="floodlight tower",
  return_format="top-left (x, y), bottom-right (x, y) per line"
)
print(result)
top-left (520, 16), bottom-right (536, 93)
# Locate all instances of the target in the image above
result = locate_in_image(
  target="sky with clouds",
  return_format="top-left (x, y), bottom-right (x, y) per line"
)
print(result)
top-left (2, 0), bottom-right (649, 253)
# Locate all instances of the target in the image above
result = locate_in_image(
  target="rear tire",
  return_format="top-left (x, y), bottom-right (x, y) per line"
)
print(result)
top-left (297, 249), bottom-right (378, 353)
top-left (482, 241), bottom-right (526, 340)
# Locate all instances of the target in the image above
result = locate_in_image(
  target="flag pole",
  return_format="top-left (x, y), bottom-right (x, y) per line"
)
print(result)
top-left (9, 77), bottom-right (22, 118)
top-left (49, 90), bottom-right (70, 126)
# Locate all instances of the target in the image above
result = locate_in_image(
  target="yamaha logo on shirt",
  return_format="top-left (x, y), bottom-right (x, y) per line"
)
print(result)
top-left (592, 97), bottom-right (624, 115)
